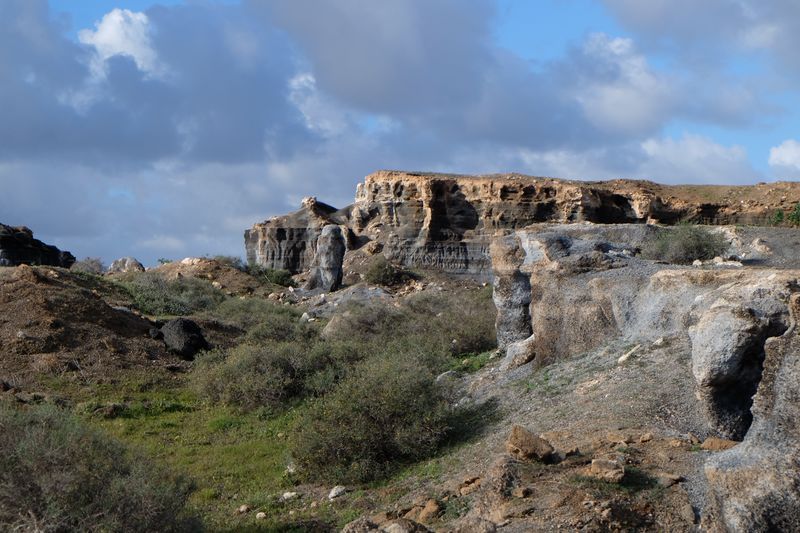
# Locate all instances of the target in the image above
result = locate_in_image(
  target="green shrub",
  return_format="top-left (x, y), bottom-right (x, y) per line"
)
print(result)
top-left (119, 272), bottom-right (226, 316)
top-left (788, 203), bottom-right (800, 226)
top-left (642, 224), bottom-right (729, 264)
top-left (192, 342), bottom-right (328, 411)
top-left (70, 257), bottom-right (105, 275)
top-left (289, 353), bottom-right (453, 483)
top-left (0, 404), bottom-right (199, 532)
top-left (364, 255), bottom-right (410, 286)
top-left (211, 255), bottom-right (246, 271)
top-left (208, 297), bottom-right (300, 332)
top-left (772, 209), bottom-right (785, 226)
top-left (247, 264), bottom-right (296, 287)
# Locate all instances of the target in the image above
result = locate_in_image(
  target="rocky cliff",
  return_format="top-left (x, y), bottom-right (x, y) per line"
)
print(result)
top-left (0, 224), bottom-right (75, 268)
top-left (246, 170), bottom-right (800, 278)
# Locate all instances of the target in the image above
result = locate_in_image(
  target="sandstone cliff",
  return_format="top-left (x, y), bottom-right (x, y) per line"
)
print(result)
top-left (246, 171), bottom-right (800, 278)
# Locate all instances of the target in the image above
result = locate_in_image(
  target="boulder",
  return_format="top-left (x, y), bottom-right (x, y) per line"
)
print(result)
top-left (160, 318), bottom-right (209, 360)
top-left (500, 334), bottom-right (536, 371)
top-left (107, 256), bottom-right (145, 274)
top-left (328, 485), bottom-right (347, 500)
top-left (588, 458), bottom-right (625, 483)
top-left (341, 517), bottom-right (379, 532)
top-left (505, 425), bottom-right (554, 462)
top-left (703, 295), bottom-right (800, 532)
top-left (380, 519), bottom-right (430, 533)
top-left (304, 225), bottom-right (346, 292)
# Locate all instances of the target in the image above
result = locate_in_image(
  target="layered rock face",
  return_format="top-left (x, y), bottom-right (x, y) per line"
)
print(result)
top-left (246, 171), bottom-right (800, 278)
top-left (244, 197), bottom-right (350, 272)
top-left (0, 224), bottom-right (75, 268)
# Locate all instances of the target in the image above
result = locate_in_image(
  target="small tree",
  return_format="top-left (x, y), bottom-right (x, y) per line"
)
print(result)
top-left (772, 210), bottom-right (785, 226)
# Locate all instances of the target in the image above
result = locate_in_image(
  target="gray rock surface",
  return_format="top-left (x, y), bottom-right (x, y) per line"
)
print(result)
top-left (106, 257), bottom-right (145, 274)
top-left (703, 294), bottom-right (800, 532)
top-left (303, 224), bottom-right (346, 292)
top-left (491, 233), bottom-right (532, 350)
top-left (689, 281), bottom-right (791, 439)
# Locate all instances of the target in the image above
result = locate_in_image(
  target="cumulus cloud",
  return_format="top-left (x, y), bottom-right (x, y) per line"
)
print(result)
top-left (769, 140), bottom-right (800, 178)
top-left (0, 0), bottom-right (782, 265)
top-left (638, 135), bottom-right (758, 184)
top-left (78, 8), bottom-right (163, 78)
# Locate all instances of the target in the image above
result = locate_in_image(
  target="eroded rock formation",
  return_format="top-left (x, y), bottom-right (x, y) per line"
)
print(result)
top-left (246, 171), bottom-right (800, 278)
top-left (0, 224), bottom-right (75, 268)
top-left (303, 224), bottom-right (345, 292)
top-left (703, 294), bottom-right (800, 531)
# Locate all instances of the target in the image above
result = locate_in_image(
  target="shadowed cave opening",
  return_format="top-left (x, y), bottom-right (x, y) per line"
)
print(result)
top-left (707, 320), bottom-right (788, 441)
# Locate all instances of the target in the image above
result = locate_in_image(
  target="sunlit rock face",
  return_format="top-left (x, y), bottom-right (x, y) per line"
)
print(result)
top-left (245, 170), bottom-right (800, 279)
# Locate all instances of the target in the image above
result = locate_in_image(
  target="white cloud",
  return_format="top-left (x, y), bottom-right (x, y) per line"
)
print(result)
top-left (640, 134), bottom-right (758, 183)
top-left (769, 139), bottom-right (800, 177)
top-left (79, 9), bottom-right (164, 78)
top-left (574, 34), bottom-right (674, 135)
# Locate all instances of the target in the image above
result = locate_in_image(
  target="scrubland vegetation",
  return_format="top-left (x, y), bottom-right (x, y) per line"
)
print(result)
top-left (0, 265), bottom-right (497, 531)
top-left (642, 224), bottom-right (729, 264)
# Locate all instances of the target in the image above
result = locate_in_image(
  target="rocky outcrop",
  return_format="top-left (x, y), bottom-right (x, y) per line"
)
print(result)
top-left (244, 197), bottom-right (351, 273)
top-left (703, 294), bottom-right (800, 532)
top-left (489, 224), bottom-right (800, 439)
top-left (246, 171), bottom-right (800, 278)
top-left (303, 225), bottom-right (345, 292)
top-left (689, 282), bottom-right (791, 439)
top-left (107, 257), bottom-right (145, 274)
top-left (0, 224), bottom-right (75, 268)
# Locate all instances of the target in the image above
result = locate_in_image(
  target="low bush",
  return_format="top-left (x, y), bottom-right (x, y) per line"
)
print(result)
top-left (192, 341), bottom-right (325, 411)
top-left (118, 272), bottom-right (226, 316)
top-left (642, 224), bottom-right (729, 264)
top-left (207, 297), bottom-right (300, 332)
top-left (788, 202), bottom-right (800, 226)
top-left (0, 404), bottom-right (199, 532)
top-left (247, 264), bottom-right (296, 287)
top-left (211, 255), bottom-right (246, 271)
top-left (364, 255), bottom-right (411, 286)
top-left (289, 353), bottom-right (453, 483)
top-left (70, 257), bottom-right (105, 275)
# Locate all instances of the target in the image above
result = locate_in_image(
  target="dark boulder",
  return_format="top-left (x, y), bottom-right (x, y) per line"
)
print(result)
top-left (160, 318), bottom-right (209, 360)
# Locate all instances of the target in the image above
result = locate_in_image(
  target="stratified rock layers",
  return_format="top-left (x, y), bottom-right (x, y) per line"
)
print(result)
top-left (246, 171), bottom-right (800, 278)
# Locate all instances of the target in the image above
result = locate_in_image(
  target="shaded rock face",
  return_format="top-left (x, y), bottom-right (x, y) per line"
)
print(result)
top-left (703, 295), bottom-right (800, 532)
top-left (0, 224), bottom-right (75, 268)
top-left (303, 225), bottom-right (345, 292)
top-left (246, 171), bottom-right (800, 278)
top-left (491, 233), bottom-right (532, 350)
top-left (689, 284), bottom-right (791, 439)
top-left (244, 197), bottom-right (351, 273)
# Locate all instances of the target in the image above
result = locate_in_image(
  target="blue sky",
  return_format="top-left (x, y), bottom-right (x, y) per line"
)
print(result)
top-left (2, 0), bottom-right (800, 264)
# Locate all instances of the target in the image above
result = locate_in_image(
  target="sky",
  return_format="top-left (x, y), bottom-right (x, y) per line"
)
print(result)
top-left (3, 0), bottom-right (800, 265)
